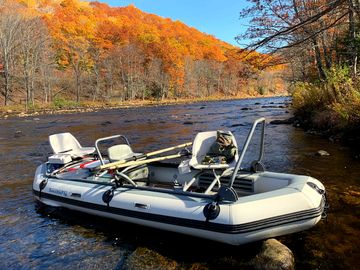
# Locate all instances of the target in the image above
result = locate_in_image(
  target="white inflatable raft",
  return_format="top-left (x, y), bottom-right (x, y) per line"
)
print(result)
top-left (33, 118), bottom-right (327, 245)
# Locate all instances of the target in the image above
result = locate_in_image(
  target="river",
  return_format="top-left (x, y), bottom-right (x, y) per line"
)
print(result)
top-left (0, 97), bottom-right (359, 269)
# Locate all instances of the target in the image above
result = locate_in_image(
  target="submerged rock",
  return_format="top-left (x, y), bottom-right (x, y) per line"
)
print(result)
top-left (123, 247), bottom-right (177, 270)
top-left (230, 123), bottom-right (246, 127)
top-left (270, 118), bottom-right (294, 125)
top-left (316, 150), bottom-right (330, 156)
top-left (14, 130), bottom-right (24, 138)
top-left (101, 120), bottom-right (112, 126)
top-left (251, 239), bottom-right (295, 270)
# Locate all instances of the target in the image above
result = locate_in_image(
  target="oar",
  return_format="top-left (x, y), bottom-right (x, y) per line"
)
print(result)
top-left (95, 142), bottom-right (192, 171)
top-left (104, 153), bottom-right (184, 170)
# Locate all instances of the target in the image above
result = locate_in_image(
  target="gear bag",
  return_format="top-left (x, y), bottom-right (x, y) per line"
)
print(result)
top-left (202, 131), bottom-right (237, 165)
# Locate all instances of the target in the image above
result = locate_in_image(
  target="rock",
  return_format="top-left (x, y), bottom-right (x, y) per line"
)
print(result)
top-left (230, 123), bottom-right (246, 127)
top-left (183, 121), bottom-right (193, 125)
top-left (14, 130), bottom-right (23, 138)
top-left (123, 247), bottom-right (177, 270)
top-left (101, 120), bottom-right (112, 126)
top-left (200, 106), bottom-right (206, 109)
top-left (241, 107), bottom-right (250, 110)
top-left (33, 118), bottom-right (40, 121)
top-left (255, 102), bottom-right (261, 105)
top-left (250, 239), bottom-right (295, 270)
top-left (270, 118), bottom-right (294, 125)
top-left (316, 150), bottom-right (330, 156)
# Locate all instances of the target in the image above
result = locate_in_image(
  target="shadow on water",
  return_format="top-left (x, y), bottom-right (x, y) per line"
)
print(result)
top-left (35, 203), bottom-right (262, 269)
top-left (0, 96), bottom-right (359, 269)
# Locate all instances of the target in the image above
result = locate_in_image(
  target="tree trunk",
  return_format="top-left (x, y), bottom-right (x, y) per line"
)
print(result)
top-left (348, 0), bottom-right (358, 75)
top-left (312, 37), bottom-right (327, 80)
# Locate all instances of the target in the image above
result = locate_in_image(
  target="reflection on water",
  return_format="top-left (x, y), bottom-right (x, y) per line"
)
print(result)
top-left (0, 97), bottom-right (359, 269)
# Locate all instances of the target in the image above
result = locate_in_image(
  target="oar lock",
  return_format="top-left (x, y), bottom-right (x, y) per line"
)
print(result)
top-left (39, 179), bottom-right (48, 198)
top-left (203, 201), bottom-right (220, 221)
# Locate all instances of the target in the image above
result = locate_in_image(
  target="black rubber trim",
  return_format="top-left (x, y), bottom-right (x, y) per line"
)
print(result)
top-left (33, 189), bottom-right (325, 234)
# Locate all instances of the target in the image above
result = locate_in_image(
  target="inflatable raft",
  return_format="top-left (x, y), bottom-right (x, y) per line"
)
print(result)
top-left (33, 118), bottom-right (327, 245)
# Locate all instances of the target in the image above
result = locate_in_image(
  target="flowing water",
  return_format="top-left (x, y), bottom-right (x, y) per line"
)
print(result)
top-left (0, 97), bottom-right (359, 269)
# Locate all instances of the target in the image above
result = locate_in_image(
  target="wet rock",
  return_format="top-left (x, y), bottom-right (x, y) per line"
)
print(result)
top-left (101, 120), bottom-right (112, 126)
top-left (316, 150), bottom-right (330, 156)
top-left (250, 239), bottom-right (295, 270)
top-left (306, 130), bottom-right (323, 136)
top-left (33, 118), bottom-right (40, 121)
top-left (270, 118), bottom-right (294, 125)
top-left (255, 102), bottom-right (261, 105)
top-left (123, 247), bottom-right (177, 270)
top-left (183, 121), bottom-right (193, 125)
top-left (14, 130), bottom-right (23, 138)
top-left (200, 106), bottom-right (206, 109)
top-left (230, 123), bottom-right (246, 127)
top-left (261, 105), bottom-right (278, 109)
top-left (241, 107), bottom-right (251, 110)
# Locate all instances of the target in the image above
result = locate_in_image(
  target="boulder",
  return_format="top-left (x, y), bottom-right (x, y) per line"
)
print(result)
top-left (250, 239), bottom-right (295, 270)
top-left (123, 247), bottom-right (178, 270)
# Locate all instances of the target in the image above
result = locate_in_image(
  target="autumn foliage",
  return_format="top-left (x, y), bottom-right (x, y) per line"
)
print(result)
top-left (0, 0), bottom-right (284, 107)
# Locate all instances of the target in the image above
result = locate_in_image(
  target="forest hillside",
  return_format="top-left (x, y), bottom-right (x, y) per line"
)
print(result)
top-left (0, 0), bottom-right (285, 110)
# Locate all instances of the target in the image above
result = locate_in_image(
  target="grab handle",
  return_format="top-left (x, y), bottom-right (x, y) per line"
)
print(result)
top-left (228, 117), bottom-right (266, 188)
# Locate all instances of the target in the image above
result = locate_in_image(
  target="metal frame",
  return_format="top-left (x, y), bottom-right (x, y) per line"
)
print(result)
top-left (95, 135), bottom-right (130, 165)
top-left (228, 117), bottom-right (266, 188)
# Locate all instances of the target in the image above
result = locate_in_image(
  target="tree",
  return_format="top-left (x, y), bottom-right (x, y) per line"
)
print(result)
top-left (0, 1), bottom-right (23, 105)
top-left (18, 17), bottom-right (48, 108)
top-left (47, 0), bottom-right (96, 102)
top-left (237, 0), bottom-right (352, 79)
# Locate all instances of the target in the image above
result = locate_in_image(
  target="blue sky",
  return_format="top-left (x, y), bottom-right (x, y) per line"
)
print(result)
top-left (102, 0), bottom-right (250, 47)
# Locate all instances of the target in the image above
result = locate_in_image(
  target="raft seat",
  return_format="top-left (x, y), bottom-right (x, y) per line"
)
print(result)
top-left (108, 144), bottom-right (135, 161)
top-left (189, 131), bottom-right (239, 170)
top-left (108, 144), bottom-right (149, 182)
top-left (49, 132), bottom-right (95, 158)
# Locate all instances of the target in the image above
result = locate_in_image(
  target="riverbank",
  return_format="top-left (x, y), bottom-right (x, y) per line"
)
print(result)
top-left (290, 71), bottom-right (360, 150)
top-left (0, 93), bottom-right (286, 119)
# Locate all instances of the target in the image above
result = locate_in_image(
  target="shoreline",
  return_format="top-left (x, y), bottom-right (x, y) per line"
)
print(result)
top-left (0, 94), bottom-right (288, 119)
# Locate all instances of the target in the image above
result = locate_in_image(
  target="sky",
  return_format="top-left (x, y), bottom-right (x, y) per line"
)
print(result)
top-left (102, 0), bottom-right (250, 47)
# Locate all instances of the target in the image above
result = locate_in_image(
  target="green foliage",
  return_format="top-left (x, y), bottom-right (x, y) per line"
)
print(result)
top-left (257, 86), bottom-right (266, 95)
top-left (291, 65), bottom-right (360, 130)
top-left (52, 97), bottom-right (79, 109)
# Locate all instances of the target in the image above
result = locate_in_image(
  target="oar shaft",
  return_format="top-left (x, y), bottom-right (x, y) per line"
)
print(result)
top-left (106, 153), bottom-right (182, 170)
top-left (98, 142), bottom-right (192, 170)
top-left (146, 142), bottom-right (192, 157)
